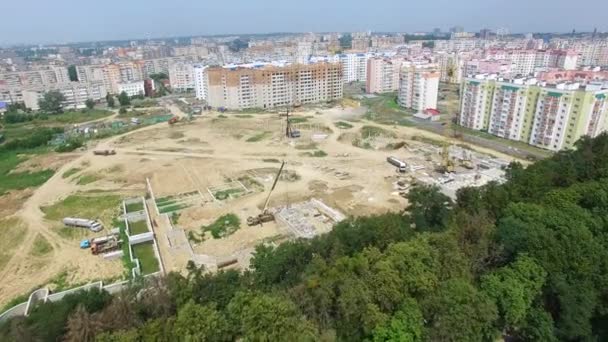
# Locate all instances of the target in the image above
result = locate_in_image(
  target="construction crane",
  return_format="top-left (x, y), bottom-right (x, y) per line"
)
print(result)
top-left (247, 161), bottom-right (285, 226)
top-left (437, 123), bottom-right (456, 173)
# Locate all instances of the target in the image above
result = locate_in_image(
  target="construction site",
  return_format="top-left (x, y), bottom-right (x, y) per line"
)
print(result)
top-left (0, 101), bottom-right (518, 307)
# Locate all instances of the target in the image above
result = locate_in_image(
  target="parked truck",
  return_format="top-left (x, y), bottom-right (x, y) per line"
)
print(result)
top-left (91, 239), bottom-right (122, 255)
top-left (387, 156), bottom-right (407, 173)
top-left (93, 150), bottom-right (116, 156)
top-left (63, 217), bottom-right (103, 232)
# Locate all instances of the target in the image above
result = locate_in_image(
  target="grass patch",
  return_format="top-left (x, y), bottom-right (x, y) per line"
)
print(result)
top-left (361, 92), bottom-right (416, 126)
top-left (289, 117), bottom-right (308, 124)
top-left (30, 234), bottom-right (53, 257)
top-left (76, 173), bottom-right (100, 185)
top-left (132, 242), bottom-right (159, 275)
top-left (301, 150), bottom-right (328, 158)
top-left (169, 131), bottom-right (185, 139)
top-left (295, 142), bottom-right (318, 150)
top-left (171, 212), bottom-right (181, 225)
top-left (0, 218), bottom-right (27, 271)
top-left (335, 121), bottom-right (354, 129)
top-left (158, 203), bottom-right (189, 214)
top-left (202, 213), bottom-right (241, 239)
top-left (235, 114), bottom-right (253, 118)
top-left (360, 125), bottom-right (396, 138)
top-left (214, 188), bottom-right (245, 201)
top-left (0, 150), bottom-right (54, 195)
top-left (128, 220), bottom-right (149, 235)
top-left (238, 175), bottom-right (263, 191)
top-left (125, 202), bottom-right (144, 213)
top-left (41, 194), bottom-right (121, 223)
top-left (411, 135), bottom-right (445, 147)
top-left (114, 218), bottom-right (134, 277)
top-left (262, 158), bottom-right (280, 163)
top-left (246, 131), bottom-right (271, 142)
top-left (61, 168), bottom-right (81, 179)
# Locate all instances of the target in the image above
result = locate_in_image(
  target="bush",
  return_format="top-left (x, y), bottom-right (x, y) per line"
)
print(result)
top-left (55, 137), bottom-right (85, 153)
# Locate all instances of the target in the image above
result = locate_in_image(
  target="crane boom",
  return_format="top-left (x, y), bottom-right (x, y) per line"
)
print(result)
top-left (262, 161), bottom-right (285, 212)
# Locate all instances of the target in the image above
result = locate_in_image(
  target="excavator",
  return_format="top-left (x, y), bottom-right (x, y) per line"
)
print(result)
top-left (247, 161), bottom-right (285, 226)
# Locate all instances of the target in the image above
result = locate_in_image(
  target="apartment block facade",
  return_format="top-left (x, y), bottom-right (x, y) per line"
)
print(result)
top-left (22, 81), bottom-right (107, 111)
top-left (200, 62), bottom-right (343, 110)
top-left (397, 63), bottom-right (440, 112)
top-left (366, 57), bottom-right (402, 93)
top-left (459, 75), bottom-right (608, 151)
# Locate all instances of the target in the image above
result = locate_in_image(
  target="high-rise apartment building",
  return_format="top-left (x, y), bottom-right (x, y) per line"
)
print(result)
top-left (397, 63), bottom-right (440, 112)
top-left (198, 62), bottom-right (343, 110)
top-left (169, 62), bottom-right (195, 91)
top-left (366, 57), bottom-right (402, 93)
top-left (459, 75), bottom-right (608, 151)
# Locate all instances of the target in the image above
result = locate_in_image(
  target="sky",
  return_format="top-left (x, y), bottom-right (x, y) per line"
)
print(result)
top-left (2, 0), bottom-right (608, 45)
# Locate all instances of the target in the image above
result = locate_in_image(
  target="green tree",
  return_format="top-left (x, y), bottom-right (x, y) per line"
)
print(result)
top-left (406, 185), bottom-right (452, 231)
top-left (85, 99), bottom-right (95, 110)
top-left (68, 65), bottom-right (78, 81)
top-left (106, 94), bottom-right (115, 108)
top-left (481, 255), bottom-right (546, 330)
top-left (38, 90), bottom-right (66, 114)
top-left (118, 91), bottom-right (130, 106)
top-left (372, 298), bottom-right (424, 342)
top-left (174, 301), bottom-right (231, 341)
top-left (228, 292), bottom-right (318, 341)
top-left (423, 278), bottom-right (498, 341)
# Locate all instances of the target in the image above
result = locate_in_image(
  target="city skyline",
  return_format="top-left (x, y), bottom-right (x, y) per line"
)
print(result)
top-left (2, 0), bottom-right (608, 46)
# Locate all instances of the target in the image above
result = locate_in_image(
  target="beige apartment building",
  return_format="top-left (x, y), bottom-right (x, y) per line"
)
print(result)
top-left (398, 63), bottom-right (440, 112)
top-left (203, 62), bottom-right (343, 110)
top-left (366, 57), bottom-right (403, 93)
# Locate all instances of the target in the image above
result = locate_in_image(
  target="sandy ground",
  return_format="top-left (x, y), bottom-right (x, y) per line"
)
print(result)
top-left (0, 104), bottom-right (522, 307)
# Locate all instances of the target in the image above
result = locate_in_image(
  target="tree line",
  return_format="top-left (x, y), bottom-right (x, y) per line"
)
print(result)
top-left (4, 134), bottom-right (608, 341)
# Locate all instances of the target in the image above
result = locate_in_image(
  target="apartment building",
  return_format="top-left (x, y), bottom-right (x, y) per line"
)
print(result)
top-left (0, 66), bottom-right (70, 89)
top-left (366, 57), bottom-right (402, 93)
top-left (22, 81), bottom-right (107, 110)
top-left (117, 81), bottom-right (145, 97)
top-left (169, 62), bottom-right (195, 91)
top-left (201, 62), bottom-right (343, 110)
top-left (193, 65), bottom-right (208, 100)
top-left (397, 63), bottom-right (440, 112)
top-left (459, 75), bottom-right (608, 151)
top-left (435, 52), bottom-right (464, 84)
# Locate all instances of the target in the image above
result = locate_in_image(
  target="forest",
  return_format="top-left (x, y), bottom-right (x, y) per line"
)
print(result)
top-left (3, 133), bottom-right (608, 341)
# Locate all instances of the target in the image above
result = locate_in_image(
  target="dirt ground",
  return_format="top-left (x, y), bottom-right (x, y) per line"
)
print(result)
top-left (0, 104), bottom-right (522, 307)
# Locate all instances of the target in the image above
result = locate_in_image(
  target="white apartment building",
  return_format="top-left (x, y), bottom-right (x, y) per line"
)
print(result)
top-left (169, 62), bottom-right (195, 91)
top-left (203, 62), bottom-right (343, 110)
top-left (366, 57), bottom-right (403, 93)
top-left (193, 65), bottom-right (208, 100)
top-left (117, 81), bottom-right (145, 97)
top-left (335, 53), bottom-right (370, 83)
top-left (435, 52), bottom-right (464, 84)
top-left (397, 63), bottom-right (440, 112)
top-left (0, 66), bottom-right (70, 89)
top-left (22, 81), bottom-right (107, 110)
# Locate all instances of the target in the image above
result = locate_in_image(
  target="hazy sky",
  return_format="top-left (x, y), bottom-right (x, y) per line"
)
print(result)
top-left (2, 0), bottom-right (607, 45)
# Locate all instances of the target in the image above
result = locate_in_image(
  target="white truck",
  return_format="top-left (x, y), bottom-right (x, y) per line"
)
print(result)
top-left (63, 217), bottom-right (103, 232)
top-left (387, 156), bottom-right (407, 173)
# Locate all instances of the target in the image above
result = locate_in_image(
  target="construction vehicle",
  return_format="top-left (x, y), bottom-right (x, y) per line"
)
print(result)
top-left (93, 150), bottom-right (116, 156)
top-left (247, 161), bottom-right (285, 226)
top-left (285, 107), bottom-right (301, 138)
top-left (437, 144), bottom-right (455, 173)
top-left (63, 217), bottom-right (103, 232)
top-left (460, 150), bottom-right (475, 169)
top-left (387, 156), bottom-right (408, 173)
top-left (91, 237), bottom-right (122, 255)
top-left (168, 116), bottom-right (179, 125)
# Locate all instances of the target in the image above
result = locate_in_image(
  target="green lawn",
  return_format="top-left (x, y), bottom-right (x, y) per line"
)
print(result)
top-left (202, 213), bottom-right (241, 239)
top-left (361, 93), bottom-right (415, 126)
top-left (335, 121), bottom-right (354, 129)
top-left (41, 194), bottom-right (121, 223)
top-left (125, 202), bottom-right (144, 213)
top-left (0, 150), bottom-right (55, 195)
top-left (0, 218), bottom-right (27, 271)
top-left (30, 234), bottom-right (53, 257)
top-left (246, 131), bottom-right (272, 142)
top-left (61, 168), bottom-right (81, 179)
top-left (132, 242), bottom-right (159, 275)
top-left (76, 173), bottom-right (100, 185)
top-left (128, 220), bottom-right (149, 235)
